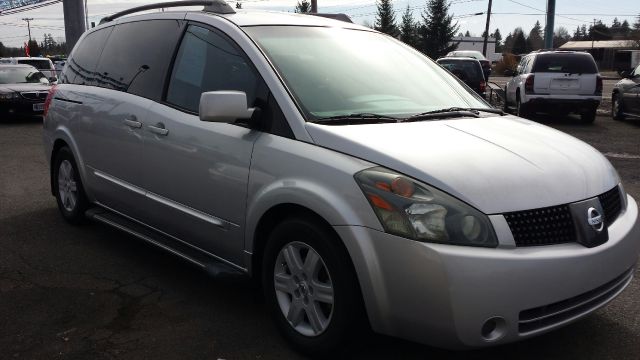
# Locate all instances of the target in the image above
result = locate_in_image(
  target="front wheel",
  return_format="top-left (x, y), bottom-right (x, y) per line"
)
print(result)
top-left (263, 217), bottom-right (363, 354)
top-left (612, 94), bottom-right (625, 121)
top-left (53, 147), bottom-right (88, 224)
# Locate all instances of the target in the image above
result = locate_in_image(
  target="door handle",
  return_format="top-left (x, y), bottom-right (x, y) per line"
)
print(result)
top-left (123, 116), bottom-right (142, 129)
top-left (148, 123), bottom-right (169, 136)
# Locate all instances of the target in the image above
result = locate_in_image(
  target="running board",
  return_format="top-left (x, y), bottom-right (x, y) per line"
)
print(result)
top-left (85, 207), bottom-right (246, 280)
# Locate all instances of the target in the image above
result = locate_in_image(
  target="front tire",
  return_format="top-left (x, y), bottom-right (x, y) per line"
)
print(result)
top-left (53, 147), bottom-right (88, 224)
top-left (262, 216), bottom-right (363, 354)
top-left (612, 94), bottom-right (625, 121)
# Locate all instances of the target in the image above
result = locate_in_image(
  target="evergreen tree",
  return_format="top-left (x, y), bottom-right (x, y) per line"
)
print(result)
top-left (503, 32), bottom-right (513, 52)
top-left (419, 0), bottom-right (459, 59)
top-left (580, 24), bottom-right (588, 39)
top-left (0, 41), bottom-right (5, 57)
top-left (589, 20), bottom-right (612, 41)
top-left (527, 20), bottom-right (543, 50)
top-left (620, 20), bottom-right (631, 38)
top-left (235, 2), bottom-right (242, 9)
top-left (492, 28), bottom-right (502, 52)
top-left (399, 5), bottom-right (419, 47)
top-left (27, 40), bottom-right (40, 57)
top-left (294, 0), bottom-right (311, 13)
top-left (511, 28), bottom-right (527, 54)
top-left (573, 26), bottom-right (582, 40)
top-left (374, 0), bottom-right (399, 37)
top-left (464, 30), bottom-right (471, 37)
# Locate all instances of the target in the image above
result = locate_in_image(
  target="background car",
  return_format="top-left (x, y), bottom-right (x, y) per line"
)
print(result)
top-left (445, 50), bottom-right (491, 79)
top-left (0, 64), bottom-right (50, 119)
top-left (504, 50), bottom-right (602, 122)
top-left (0, 57), bottom-right (57, 83)
top-left (437, 57), bottom-right (486, 97)
top-left (612, 63), bottom-right (640, 120)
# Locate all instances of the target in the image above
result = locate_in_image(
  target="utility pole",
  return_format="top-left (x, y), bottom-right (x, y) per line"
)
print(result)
top-left (481, 0), bottom-right (492, 56)
top-left (22, 18), bottom-right (33, 42)
top-left (62, 0), bottom-right (87, 50)
top-left (543, 0), bottom-right (555, 49)
top-left (311, 0), bottom-right (317, 13)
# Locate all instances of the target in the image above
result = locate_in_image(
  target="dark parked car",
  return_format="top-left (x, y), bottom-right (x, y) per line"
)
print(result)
top-left (0, 64), bottom-right (50, 119)
top-left (437, 57), bottom-right (486, 97)
top-left (445, 50), bottom-right (491, 80)
top-left (612, 64), bottom-right (640, 120)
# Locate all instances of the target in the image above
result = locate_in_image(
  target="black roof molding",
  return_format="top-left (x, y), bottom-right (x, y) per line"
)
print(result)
top-left (99, 0), bottom-right (234, 25)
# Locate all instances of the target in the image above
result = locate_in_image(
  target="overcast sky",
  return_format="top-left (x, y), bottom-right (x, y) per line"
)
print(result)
top-left (0, 0), bottom-right (638, 48)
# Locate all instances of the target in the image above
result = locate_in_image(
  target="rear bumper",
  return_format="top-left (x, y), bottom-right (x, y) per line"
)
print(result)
top-left (522, 94), bottom-right (601, 112)
top-left (336, 194), bottom-right (640, 349)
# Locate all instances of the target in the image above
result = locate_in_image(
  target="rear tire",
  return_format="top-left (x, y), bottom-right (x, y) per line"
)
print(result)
top-left (612, 94), bottom-right (625, 121)
top-left (581, 107), bottom-right (597, 124)
top-left (262, 216), bottom-right (364, 355)
top-left (53, 147), bottom-right (88, 224)
top-left (516, 94), bottom-right (529, 118)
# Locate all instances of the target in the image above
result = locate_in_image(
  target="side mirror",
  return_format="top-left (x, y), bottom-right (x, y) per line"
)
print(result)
top-left (199, 91), bottom-right (255, 123)
top-left (503, 69), bottom-right (514, 76)
top-left (49, 76), bottom-right (58, 83)
top-left (620, 70), bottom-right (630, 78)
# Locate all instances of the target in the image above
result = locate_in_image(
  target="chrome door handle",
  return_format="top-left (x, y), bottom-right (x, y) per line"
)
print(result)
top-left (123, 117), bottom-right (142, 128)
top-left (148, 123), bottom-right (169, 136)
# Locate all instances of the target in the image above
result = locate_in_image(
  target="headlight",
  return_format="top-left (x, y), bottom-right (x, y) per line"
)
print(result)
top-left (0, 92), bottom-right (19, 100)
top-left (355, 167), bottom-right (498, 247)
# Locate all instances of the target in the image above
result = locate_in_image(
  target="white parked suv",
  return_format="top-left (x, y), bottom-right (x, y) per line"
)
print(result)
top-left (42, 0), bottom-right (639, 354)
top-left (0, 56), bottom-right (57, 83)
top-left (504, 51), bottom-right (602, 122)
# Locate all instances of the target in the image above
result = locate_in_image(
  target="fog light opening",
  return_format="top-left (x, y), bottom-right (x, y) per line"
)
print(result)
top-left (481, 317), bottom-right (506, 342)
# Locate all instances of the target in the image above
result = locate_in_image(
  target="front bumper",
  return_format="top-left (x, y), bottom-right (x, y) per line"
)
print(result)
top-left (335, 194), bottom-right (640, 349)
top-left (0, 100), bottom-right (45, 118)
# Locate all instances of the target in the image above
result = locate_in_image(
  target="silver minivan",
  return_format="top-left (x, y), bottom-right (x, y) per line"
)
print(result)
top-left (43, 1), bottom-right (640, 354)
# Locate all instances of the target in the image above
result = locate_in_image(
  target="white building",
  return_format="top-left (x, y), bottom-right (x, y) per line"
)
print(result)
top-left (450, 36), bottom-right (501, 62)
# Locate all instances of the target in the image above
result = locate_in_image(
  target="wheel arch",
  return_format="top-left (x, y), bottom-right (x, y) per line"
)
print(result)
top-left (49, 129), bottom-right (92, 200)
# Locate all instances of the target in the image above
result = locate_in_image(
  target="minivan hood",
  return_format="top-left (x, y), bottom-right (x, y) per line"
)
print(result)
top-left (306, 116), bottom-right (619, 214)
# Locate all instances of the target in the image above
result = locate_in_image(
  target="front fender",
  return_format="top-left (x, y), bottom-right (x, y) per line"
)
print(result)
top-left (49, 126), bottom-right (95, 202)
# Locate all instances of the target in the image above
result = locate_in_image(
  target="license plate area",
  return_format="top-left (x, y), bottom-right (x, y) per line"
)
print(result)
top-left (33, 103), bottom-right (44, 111)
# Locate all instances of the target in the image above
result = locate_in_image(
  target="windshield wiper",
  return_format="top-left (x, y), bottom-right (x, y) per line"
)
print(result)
top-left (312, 113), bottom-right (400, 125)
top-left (405, 107), bottom-right (505, 121)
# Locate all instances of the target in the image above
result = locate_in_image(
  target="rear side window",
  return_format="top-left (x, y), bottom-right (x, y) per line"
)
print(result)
top-left (532, 54), bottom-right (598, 74)
top-left (95, 20), bottom-right (182, 100)
top-left (166, 25), bottom-right (260, 113)
top-left (63, 28), bottom-right (111, 85)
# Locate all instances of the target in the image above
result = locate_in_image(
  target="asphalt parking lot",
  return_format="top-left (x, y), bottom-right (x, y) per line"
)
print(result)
top-left (1, 114), bottom-right (639, 359)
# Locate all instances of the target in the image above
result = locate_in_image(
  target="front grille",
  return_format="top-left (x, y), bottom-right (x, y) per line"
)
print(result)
top-left (504, 204), bottom-right (576, 247)
top-left (599, 186), bottom-right (622, 227)
top-left (20, 91), bottom-right (48, 101)
top-left (519, 268), bottom-right (633, 334)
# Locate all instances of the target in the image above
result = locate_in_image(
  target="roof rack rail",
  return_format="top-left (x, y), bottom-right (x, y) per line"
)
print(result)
top-left (99, 0), bottom-right (234, 25)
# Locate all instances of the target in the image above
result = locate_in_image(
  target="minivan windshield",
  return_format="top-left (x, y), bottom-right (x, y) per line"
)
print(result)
top-left (245, 26), bottom-right (488, 120)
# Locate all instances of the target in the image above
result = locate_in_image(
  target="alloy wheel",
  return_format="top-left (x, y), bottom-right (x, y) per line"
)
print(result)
top-left (57, 159), bottom-right (78, 212)
top-left (273, 241), bottom-right (334, 337)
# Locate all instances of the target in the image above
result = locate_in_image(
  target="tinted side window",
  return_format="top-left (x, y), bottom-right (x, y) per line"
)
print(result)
top-left (63, 28), bottom-right (111, 85)
top-left (95, 20), bottom-right (182, 100)
top-left (532, 54), bottom-right (598, 74)
top-left (166, 25), bottom-right (260, 113)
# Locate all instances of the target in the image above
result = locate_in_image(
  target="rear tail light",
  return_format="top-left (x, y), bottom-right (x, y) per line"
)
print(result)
top-left (524, 75), bottom-right (535, 94)
top-left (596, 75), bottom-right (603, 95)
top-left (480, 80), bottom-right (486, 93)
top-left (43, 85), bottom-right (57, 119)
